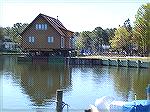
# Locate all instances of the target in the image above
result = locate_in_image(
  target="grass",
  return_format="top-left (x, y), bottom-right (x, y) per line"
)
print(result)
top-left (79, 55), bottom-right (150, 62)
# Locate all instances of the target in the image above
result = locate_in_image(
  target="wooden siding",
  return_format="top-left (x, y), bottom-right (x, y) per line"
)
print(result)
top-left (21, 15), bottom-right (73, 51)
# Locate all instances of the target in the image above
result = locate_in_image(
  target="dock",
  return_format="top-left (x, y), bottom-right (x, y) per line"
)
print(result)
top-left (17, 56), bottom-right (150, 68)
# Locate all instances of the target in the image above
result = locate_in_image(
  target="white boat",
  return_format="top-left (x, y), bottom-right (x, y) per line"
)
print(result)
top-left (86, 84), bottom-right (150, 112)
top-left (88, 97), bottom-right (150, 112)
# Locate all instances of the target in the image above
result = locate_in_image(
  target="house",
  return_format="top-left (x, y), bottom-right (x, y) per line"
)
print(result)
top-left (0, 36), bottom-right (20, 52)
top-left (21, 13), bottom-right (75, 56)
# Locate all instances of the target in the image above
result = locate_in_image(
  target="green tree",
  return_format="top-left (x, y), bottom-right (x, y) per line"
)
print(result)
top-left (104, 28), bottom-right (116, 44)
top-left (74, 32), bottom-right (84, 50)
top-left (75, 27), bottom-right (117, 54)
top-left (3, 23), bottom-right (28, 43)
top-left (92, 27), bottom-right (106, 53)
top-left (110, 26), bottom-right (130, 54)
top-left (124, 19), bottom-right (133, 55)
top-left (0, 27), bottom-right (4, 40)
top-left (133, 3), bottom-right (150, 56)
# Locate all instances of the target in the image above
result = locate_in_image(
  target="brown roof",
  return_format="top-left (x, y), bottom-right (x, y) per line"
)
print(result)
top-left (21, 13), bottom-right (73, 37)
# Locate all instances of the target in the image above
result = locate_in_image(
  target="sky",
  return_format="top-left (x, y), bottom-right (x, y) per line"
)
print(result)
top-left (0, 0), bottom-right (149, 32)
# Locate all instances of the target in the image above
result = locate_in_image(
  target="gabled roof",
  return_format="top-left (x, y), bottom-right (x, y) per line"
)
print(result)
top-left (21, 13), bottom-right (73, 37)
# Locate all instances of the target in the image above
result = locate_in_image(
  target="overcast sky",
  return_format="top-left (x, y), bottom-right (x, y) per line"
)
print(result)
top-left (0, 0), bottom-right (149, 32)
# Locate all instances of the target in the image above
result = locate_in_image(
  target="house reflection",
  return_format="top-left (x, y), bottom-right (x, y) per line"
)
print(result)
top-left (17, 63), bottom-right (72, 106)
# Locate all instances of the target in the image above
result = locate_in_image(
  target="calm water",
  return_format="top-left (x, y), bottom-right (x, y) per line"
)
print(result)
top-left (1, 56), bottom-right (150, 111)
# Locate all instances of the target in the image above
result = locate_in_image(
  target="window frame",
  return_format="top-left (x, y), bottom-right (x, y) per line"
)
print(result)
top-left (41, 24), bottom-right (45, 30)
top-left (45, 24), bottom-right (47, 30)
top-left (38, 24), bottom-right (42, 30)
top-left (32, 36), bottom-right (35, 43)
top-left (36, 24), bottom-right (38, 30)
top-left (28, 36), bottom-right (32, 43)
top-left (35, 24), bottom-right (48, 30)
top-left (28, 36), bottom-right (35, 43)
top-left (48, 36), bottom-right (54, 44)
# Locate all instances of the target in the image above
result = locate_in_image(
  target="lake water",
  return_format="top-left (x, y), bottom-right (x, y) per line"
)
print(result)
top-left (1, 56), bottom-right (150, 112)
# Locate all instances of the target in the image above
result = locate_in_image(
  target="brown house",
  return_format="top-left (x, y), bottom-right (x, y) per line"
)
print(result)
top-left (21, 13), bottom-right (75, 56)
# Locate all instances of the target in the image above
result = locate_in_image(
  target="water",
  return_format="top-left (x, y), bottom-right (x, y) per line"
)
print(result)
top-left (1, 56), bottom-right (150, 111)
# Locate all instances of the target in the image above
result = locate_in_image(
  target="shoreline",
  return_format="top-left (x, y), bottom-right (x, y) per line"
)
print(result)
top-left (0, 52), bottom-right (27, 55)
top-left (1, 53), bottom-right (150, 62)
top-left (79, 55), bottom-right (150, 62)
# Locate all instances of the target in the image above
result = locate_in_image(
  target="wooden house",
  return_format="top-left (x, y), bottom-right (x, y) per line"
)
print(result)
top-left (21, 13), bottom-right (75, 56)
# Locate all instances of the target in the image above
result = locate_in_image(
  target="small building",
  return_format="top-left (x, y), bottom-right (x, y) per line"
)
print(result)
top-left (21, 13), bottom-right (75, 57)
top-left (0, 36), bottom-right (20, 52)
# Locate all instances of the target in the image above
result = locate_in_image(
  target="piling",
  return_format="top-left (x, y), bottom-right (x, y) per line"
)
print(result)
top-left (108, 59), bottom-right (110, 66)
top-left (56, 90), bottom-right (63, 112)
top-left (126, 60), bottom-right (129, 67)
top-left (146, 84), bottom-right (150, 100)
top-left (137, 60), bottom-right (141, 68)
top-left (117, 59), bottom-right (120, 67)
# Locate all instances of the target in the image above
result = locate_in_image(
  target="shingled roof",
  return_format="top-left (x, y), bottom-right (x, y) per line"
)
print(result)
top-left (21, 13), bottom-right (73, 37)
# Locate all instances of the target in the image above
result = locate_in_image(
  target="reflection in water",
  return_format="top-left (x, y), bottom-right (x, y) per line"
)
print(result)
top-left (18, 63), bottom-right (72, 106)
top-left (1, 56), bottom-right (72, 107)
top-left (1, 56), bottom-right (150, 110)
top-left (108, 66), bottom-right (150, 101)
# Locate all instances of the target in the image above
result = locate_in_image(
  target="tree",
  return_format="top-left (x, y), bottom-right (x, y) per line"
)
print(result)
top-left (133, 3), bottom-right (150, 56)
top-left (81, 31), bottom-right (93, 50)
top-left (0, 27), bottom-right (4, 40)
top-left (110, 26), bottom-right (131, 54)
top-left (104, 28), bottom-right (116, 44)
top-left (92, 27), bottom-right (107, 53)
top-left (74, 32), bottom-right (84, 50)
top-left (75, 27), bottom-right (116, 54)
top-left (124, 19), bottom-right (133, 55)
top-left (3, 23), bottom-right (28, 43)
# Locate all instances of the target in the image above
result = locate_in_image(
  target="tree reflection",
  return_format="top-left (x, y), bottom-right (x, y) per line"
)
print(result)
top-left (109, 67), bottom-right (150, 101)
top-left (2, 56), bottom-right (72, 107)
top-left (18, 63), bottom-right (72, 106)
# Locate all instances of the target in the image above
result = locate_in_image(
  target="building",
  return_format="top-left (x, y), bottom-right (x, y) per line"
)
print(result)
top-left (0, 36), bottom-right (20, 52)
top-left (21, 13), bottom-right (75, 56)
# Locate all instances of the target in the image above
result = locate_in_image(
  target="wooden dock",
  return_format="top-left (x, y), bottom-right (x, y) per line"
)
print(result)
top-left (17, 56), bottom-right (150, 68)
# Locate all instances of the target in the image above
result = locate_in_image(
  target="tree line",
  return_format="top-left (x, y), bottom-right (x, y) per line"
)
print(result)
top-left (74, 27), bottom-right (116, 55)
top-left (74, 3), bottom-right (150, 56)
top-left (0, 23), bottom-right (28, 43)
top-left (0, 3), bottom-right (149, 56)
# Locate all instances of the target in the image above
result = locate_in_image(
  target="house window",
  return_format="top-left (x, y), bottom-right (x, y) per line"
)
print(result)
top-left (48, 36), bottom-right (54, 43)
top-left (36, 24), bottom-right (38, 30)
top-left (61, 36), bottom-right (64, 48)
top-left (29, 36), bottom-right (32, 43)
top-left (69, 37), bottom-right (75, 49)
top-left (69, 37), bottom-right (72, 48)
top-left (28, 36), bottom-right (35, 43)
top-left (45, 24), bottom-right (47, 30)
top-left (35, 24), bottom-right (48, 30)
top-left (41, 24), bottom-right (45, 30)
top-left (32, 37), bottom-right (35, 43)
top-left (38, 24), bottom-right (42, 30)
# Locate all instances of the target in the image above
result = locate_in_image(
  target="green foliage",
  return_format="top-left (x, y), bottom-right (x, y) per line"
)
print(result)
top-left (75, 27), bottom-right (116, 54)
top-left (75, 32), bottom-right (84, 49)
top-left (110, 26), bottom-right (130, 52)
top-left (110, 3), bottom-right (150, 56)
top-left (3, 23), bottom-right (28, 43)
top-left (0, 27), bottom-right (4, 40)
top-left (133, 3), bottom-right (150, 55)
